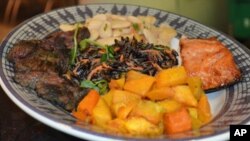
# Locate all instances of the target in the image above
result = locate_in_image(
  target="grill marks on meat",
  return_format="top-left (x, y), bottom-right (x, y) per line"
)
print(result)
top-left (7, 27), bottom-right (90, 111)
top-left (180, 37), bottom-right (241, 90)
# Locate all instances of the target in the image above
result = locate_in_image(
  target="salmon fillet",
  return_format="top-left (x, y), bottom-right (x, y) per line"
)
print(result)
top-left (180, 37), bottom-right (241, 90)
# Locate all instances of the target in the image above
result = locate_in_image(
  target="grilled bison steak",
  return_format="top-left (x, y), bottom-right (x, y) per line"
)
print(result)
top-left (7, 27), bottom-right (91, 111)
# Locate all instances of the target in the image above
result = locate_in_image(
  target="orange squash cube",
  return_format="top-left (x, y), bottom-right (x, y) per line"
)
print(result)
top-left (155, 66), bottom-right (187, 88)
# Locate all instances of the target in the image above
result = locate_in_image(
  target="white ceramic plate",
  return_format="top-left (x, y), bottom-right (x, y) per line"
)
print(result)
top-left (1, 4), bottom-right (250, 141)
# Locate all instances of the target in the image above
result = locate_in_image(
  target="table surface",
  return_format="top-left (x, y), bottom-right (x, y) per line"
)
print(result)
top-left (0, 87), bottom-right (84, 141)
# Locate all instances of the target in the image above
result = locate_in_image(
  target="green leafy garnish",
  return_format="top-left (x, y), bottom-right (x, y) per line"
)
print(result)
top-left (79, 39), bottom-right (114, 62)
top-left (80, 79), bottom-right (108, 95)
top-left (79, 39), bottom-right (105, 50)
top-left (80, 80), bottom-right (99, 91)
top-left (94, 80), bottom-right (109, 95)
top-left (69, 23), bottom-right (80, 65)
top-left (101, 45), bottom-right (115, 62)
top-left (132, 23), bottom-right (140, 32)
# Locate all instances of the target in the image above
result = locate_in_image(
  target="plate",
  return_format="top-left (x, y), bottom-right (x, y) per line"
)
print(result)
top-left (1, 4), bottom-right (250, 141)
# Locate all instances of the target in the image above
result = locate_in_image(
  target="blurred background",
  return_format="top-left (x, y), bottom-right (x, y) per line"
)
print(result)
top-left (0, 0), bottom-right (250, 47)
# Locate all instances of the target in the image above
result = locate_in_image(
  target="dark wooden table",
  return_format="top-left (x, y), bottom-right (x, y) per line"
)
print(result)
top-left (0, 87), bottom-right (83, 141)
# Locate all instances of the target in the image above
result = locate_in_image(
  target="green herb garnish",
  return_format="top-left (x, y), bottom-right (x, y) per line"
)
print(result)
top-left (80, 79), bottom-right (108, 95)
top-left (101, 45), bottom-right (115, 62)
top-left (69, 23), bottom-right (80, 65)
top-left (79, 39), bottom-right (105, 50)
top-left (80, 80), bottom-right (99, 91)
top-left (104, 23), bottom-right (108, 31)
top-left (80, 39), bottom-right (114, 62)
top-left (94, 80), bottom-right (108, 95)
top-left (132, 23), bottom-right (140, 32)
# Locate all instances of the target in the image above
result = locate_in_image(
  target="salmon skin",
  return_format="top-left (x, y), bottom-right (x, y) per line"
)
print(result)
top-left (180, 37), bottom-right (241, 90)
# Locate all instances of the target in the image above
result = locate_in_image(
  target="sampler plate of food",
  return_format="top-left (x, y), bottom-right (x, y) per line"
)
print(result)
top-left (0, 4), bottom-right (250, 141)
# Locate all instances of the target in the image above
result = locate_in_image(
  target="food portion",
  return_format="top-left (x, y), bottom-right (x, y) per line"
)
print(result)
top-left (7, 27), bottom-right (91, 111)
top-left (73, 66), bottom-right (212, 136)
top-left (60, 14), bottom-right (177, 46)
top-left (180, 37), bottom-right (241, 90)
top-left (6, 13), bottom-right (242, 137)
top-left (7, 14), bottom-right (178, 112)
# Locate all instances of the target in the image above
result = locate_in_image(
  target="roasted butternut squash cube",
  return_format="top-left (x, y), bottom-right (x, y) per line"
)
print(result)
top-left (197, 93), bottom-right (212, 124)
top-left (158, 99), bottom-right (182, 113)
top-left (146, 87), bottom-right (175, 101)
top-left (163, 108), bottom-right (192, 134)
top-left (102, 89), bottom-right (114, 107)
top-left (187, 77), bottom-right (203, 100)
top-left (173, 85), bottom-right (197, 107)
top-left (124, 71), bottom-right (155, 96)
top-left (92, 98), bottom-right (112, 128)
top-left (125, 117), bottom-right (163, 136)
top-left (72, 90), bottom-right (100, 121)
top-left (130, 100), bottom-right (164, 125)
top-left (109, 75), bottom-right (125, 90)
top-left (126, 70), bottom-right (147, 81)
top-left (190, 116), bottom-right (203, 130)
top-left (187, 107), bottom-right (203, 130)
top-left (112, 90), bottom-right (141, 119)
top-left (106, 118), bottom-right (128, 134)
top-left (155, 66), bottom-right (187, 88)
top-left (188, 107), bottom-right (198, 119)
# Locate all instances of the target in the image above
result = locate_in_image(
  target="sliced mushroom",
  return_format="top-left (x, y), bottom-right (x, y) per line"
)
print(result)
top-left (89, 29), bottom-right (99, 40)
top-left (111, 20), bottom-right (131, 29)
top-left (138, 16), bottom-right (156, 29)
top-left (99, 21), bottom-right (112, 38)
top-left (143, 29), bottom-right (156, 44)
top-left (113, 29), bottom-right (122, 37)
top-left (127, 16), bottom-right (142, 24)
top-left (58, 14), bottom-right (177, 50)
top-left (97, 37), bottom-right (118, 46)
top-left (87, 19), bottom-right (103, 30)
top-left (121, 28), bottom-right (131, 34)
top-left (157, 26), bottom-right (177, 46)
